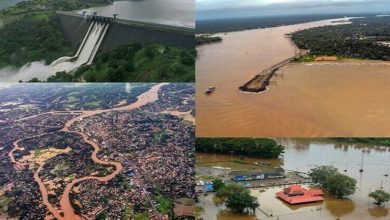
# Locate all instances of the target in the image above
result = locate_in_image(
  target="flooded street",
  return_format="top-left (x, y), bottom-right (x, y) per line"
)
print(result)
top-left (197, 139), bottom-right (390, 220)
top-left (8, 84), bottom-right (165, 219)
top-left (196, 18), bottom-right (390, 137)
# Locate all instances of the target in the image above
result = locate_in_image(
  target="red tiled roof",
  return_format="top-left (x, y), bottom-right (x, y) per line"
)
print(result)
top-left (276, 185), bottom-right (324, 204)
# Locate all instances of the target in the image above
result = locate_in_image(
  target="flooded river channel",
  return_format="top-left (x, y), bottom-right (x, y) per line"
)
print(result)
top-left (196, 18), bottom-right (390, 137)
top-left (197, 139), bottom-right (390, 220)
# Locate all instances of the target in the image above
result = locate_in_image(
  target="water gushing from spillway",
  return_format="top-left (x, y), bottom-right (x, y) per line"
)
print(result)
top-left (50, 21), bottom-right (109, 73)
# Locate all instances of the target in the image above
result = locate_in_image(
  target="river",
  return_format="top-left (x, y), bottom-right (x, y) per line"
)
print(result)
top-left (197, 139), bottom-right (390, 220)
top-left (80, 0), bottom-right (194, 28)
top-left (195, 17), bottom-right (390, 137)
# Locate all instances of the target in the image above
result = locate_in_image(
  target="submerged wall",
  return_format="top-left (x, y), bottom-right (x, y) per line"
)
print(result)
top-left (56, 13), bottom-right (195, 53)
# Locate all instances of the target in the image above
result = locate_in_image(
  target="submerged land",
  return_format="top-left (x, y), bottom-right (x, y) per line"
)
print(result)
top-left (196, 138), bottom-right (390, 220)
top-left (196, 15), bottom-right (390, 137)
top-left (0, 83), bottom-right (195, 219)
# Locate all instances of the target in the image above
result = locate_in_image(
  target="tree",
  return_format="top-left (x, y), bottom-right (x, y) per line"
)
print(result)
top-left (225, 191), bottom-right (259, 214)
top-left (212, 179), bottom-right (225, 192)
top-left (216, 183), bottom-right (246, 200)
top-left (326, 173), bottom-right (357, 198)
top-left (369, 189), bottom-right (390, 207)
top-left (309, 165), bottom-right (338, 187)
top-left (196, 138), bottom-right (284, 159)
top-left (47, 71), bottom-right (73, 82)
top-left (28, 78), bottom-right (41, 82)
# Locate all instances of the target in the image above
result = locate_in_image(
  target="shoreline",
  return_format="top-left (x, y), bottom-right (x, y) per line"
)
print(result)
top-left (196, 17), bottom-right (360, 37)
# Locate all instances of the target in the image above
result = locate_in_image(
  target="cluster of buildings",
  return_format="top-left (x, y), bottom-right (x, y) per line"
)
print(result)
top-left (0, 83), bottom-right (195, 219)
top-left (70, 90), bottom-right (195, 218)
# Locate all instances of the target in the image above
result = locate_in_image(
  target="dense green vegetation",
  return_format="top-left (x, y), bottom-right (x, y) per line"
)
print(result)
top-left (155, 194), bottom-right (173, 215)
top-left (69, 43), bottom-right (195, 82)
top-left (196, 138), bottom-right (284, 159)
top-left (0, 0), bottom-right (110, 68)
top-left (369, 189), bottom-right (390, 207)
top-left (309, 165), bottom-right (357, 198)
top-left (211, 179), bottom-right (225, 192)
top-left (215, 183), bottom-right (259, 215)
top-left (196, 35), bottom-right (222, 45)
top-left (0, 12), bottom-right (72, 68)
top-left (0, 0), bottom-right (109, 17)
top-left (292, 16), bottom-right (390, 61)
top-left (1, 0), bottom-right (195, 82)
top-left (333, 138), bottom-right (390, 146)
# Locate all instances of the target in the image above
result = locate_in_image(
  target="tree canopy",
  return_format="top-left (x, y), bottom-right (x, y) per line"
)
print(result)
top-left (309, 165), bottom-right (357, 198)
top-left (216, 183), bottom-right (259, 215)
top-left (292, 16), bottom-right (390, 61)
top-left (225, 191), bottom-right (259, 215)
top-left (196, 138), bottom-right (284, 159)
top-left (369, 189), bottom-right (390, 207)
top-left (74, 43), bottom-right (195, 82)
top-left (326, 173), bottom-right (357, 198)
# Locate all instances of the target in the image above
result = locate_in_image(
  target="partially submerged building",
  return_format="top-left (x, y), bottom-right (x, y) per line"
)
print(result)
top-left (276, 184), bottom-right (324, 205)
top-left (231, 168), bottom-right (285, 182)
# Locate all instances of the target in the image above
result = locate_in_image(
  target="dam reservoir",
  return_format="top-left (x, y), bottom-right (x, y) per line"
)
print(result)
top-left (196, 18), bottom-right (390, 137)
top-left (80, 0), bottom-right (195, 28)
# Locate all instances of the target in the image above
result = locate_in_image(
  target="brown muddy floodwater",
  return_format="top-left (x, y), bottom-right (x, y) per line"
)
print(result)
top-left (196, 17), bottom-right (390, 137)
top-left (198, 139), bottom-right (390, 220)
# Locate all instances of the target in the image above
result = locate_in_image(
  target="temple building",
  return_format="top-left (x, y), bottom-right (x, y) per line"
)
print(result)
top-left (276, 184), bottom-right (324, 204)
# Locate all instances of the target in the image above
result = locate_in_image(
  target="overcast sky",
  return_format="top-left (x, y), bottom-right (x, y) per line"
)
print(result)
top-left (197, 0), bottom-right (390, 20)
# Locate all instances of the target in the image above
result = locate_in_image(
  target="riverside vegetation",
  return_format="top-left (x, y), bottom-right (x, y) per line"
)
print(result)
top-left (333, 138), bottom-right (390, 146)
top-left (196, 138), bottom-right (284, 159)
top-left (292, 16), bottom-right (390, 61)
top-left (45, 43), bottom-right (195, 82)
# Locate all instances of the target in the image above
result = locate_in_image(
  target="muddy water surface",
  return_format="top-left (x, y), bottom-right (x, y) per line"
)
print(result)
top-left (196, 18), bottom-right (390, 137)
top-left (198, 139), bottom-right (390, 220)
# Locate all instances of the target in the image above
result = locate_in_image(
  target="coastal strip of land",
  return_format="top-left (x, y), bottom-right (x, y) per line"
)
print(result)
top-left (237, 17), bottom-right (358, 93)
top-left (239, 35), bottom-right (306, 93)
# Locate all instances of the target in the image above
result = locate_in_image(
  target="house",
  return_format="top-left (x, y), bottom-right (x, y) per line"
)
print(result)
top-left (231, 168), bottom-right (285, 182)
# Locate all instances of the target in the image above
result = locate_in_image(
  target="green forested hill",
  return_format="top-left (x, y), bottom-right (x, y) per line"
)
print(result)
top-left (333, 138), bottom-right (390, 146)
top-left (0, 0), bottom-right (110, 68)
top-left (0, 12), bottom-right (72, 68)
top-left (0, 0), bottom-right (195, 82)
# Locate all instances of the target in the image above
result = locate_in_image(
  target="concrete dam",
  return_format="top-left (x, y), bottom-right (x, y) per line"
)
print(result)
top-left (51, 16), bottom-right (110, 72)
top-left (54, 12), bottom-right (195, 72)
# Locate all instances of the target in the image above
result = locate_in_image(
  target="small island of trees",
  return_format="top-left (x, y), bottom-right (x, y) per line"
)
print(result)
top-left (196, 138), bottom-right (284, 159)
